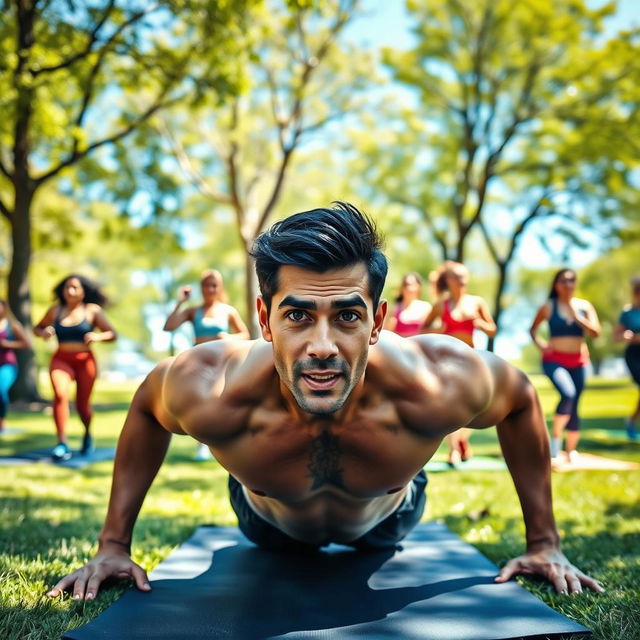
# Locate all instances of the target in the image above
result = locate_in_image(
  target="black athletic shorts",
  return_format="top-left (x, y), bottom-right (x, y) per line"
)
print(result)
top-left (228, 469), bottom-right (427, 552)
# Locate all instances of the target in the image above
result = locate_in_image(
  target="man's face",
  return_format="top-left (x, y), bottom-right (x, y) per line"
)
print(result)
top-left (258, 263), bottom-right (386, 416)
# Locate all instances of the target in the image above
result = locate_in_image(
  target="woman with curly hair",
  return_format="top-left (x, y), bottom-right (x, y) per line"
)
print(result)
top-left (34, 275), bottom-right (117, 460)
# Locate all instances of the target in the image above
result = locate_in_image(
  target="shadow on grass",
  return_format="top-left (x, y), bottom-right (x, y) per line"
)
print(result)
top-left (0, 434), bottom-right (117, 458)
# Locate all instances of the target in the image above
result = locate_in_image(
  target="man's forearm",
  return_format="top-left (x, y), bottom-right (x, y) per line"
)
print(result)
top-left (99, 406), bottom-right (172, 552)
top-left (496, 382), bottom-right (560, 550)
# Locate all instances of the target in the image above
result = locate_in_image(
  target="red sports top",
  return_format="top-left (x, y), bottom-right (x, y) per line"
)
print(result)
top-left (441, 299), bottom-right (474, 336)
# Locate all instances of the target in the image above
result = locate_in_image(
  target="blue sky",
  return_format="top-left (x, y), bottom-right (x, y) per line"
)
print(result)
top-left (348, 0), bottom-right (638, 47)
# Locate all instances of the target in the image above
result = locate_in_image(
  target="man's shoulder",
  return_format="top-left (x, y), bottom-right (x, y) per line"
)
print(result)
top-left (372, 333), bottom-right (494, 433)
top-left (161, 339), bottom-right (272, 413)
top-left (374, 332), bottom-right (488, 390)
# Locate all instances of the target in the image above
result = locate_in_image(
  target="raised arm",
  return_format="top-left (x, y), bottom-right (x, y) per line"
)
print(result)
top-left (163, 286), bottom-right (194, 331)
top-left (46, 359), bottom-right (181, 600)
top-left (468, 351), bottom-right (604, 594)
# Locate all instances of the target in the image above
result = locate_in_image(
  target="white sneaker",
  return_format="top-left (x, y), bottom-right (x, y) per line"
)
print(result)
top-left (567, 450), bottom-right (580, 464)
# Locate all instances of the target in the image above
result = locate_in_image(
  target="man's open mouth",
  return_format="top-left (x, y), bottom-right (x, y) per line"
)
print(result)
top-left (301, 372), bottom-right (342, 390)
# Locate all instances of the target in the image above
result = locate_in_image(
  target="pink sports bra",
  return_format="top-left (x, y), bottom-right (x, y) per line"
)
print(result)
top-left (393, 304), bottom-right (424, 337)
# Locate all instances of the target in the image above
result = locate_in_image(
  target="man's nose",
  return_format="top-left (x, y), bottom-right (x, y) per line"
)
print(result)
top-left (306, 320), bottom-right (339, 361)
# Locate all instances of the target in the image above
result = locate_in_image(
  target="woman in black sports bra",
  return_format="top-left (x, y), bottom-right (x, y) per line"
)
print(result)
top-left (34, 275), bottom-right (117, 461)
top-left (529, 268), bottom-right (600, 464)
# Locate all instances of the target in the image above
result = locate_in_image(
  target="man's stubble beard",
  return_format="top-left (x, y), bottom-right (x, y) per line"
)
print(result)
top-left (273, 350), bottom-right (369, 417)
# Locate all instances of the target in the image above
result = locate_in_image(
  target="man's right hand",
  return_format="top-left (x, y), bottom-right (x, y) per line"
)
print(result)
top-left (46, 549), bottom-right (151, 600)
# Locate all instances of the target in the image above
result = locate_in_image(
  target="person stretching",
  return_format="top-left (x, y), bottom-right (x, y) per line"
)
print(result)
top-left (34, 275), bottom-right (117, 460)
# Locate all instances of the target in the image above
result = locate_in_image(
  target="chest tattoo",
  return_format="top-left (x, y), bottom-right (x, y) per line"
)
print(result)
top-left (308, 430), bottom-right (344, 489)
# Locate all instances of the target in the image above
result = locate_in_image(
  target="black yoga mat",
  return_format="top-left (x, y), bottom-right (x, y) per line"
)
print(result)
top-left (0, 446), bottom-right (115, 468)
top-left (63, 522), bottom-right (590, 640)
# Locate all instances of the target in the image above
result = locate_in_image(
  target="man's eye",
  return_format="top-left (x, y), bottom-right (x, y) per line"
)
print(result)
top-left (339, 311), bottom-right (359, 322)
top-left (287, 310), bottom-right (307, 322)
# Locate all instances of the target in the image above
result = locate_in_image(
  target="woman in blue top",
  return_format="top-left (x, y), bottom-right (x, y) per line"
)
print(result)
top-left (614, 276), bottom-right (640, 440)
top-left (530, 268), bottom-right (601, 463)
top-left (0, 299), bottom-right (31, 433)
top-left (163, 269), bottom-right (250, 459)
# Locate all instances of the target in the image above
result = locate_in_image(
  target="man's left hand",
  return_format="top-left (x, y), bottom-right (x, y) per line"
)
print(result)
top-left (495, 547), bottom-right (604, 594)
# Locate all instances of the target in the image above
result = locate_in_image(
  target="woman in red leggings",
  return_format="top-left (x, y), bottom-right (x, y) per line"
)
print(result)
top-left (34, 275), bottom-right (117, 460)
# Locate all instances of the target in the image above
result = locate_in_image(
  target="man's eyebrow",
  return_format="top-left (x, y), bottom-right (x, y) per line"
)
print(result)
top-left (278, 296), bottom-right (317, 310)
top-left (277, 295), bottom-right (368, 310)
top-left (332, 295), bottom-right (368, 310)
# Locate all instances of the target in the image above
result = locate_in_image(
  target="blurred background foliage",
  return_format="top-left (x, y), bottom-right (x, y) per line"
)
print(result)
top-left (0, 0), bottom-right (639, 399)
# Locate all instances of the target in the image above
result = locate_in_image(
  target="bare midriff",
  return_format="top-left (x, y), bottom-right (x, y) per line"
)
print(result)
top-left (57, 342), bottom-right (92, 353)
top-left (548, 336), bottom-right (584, 354)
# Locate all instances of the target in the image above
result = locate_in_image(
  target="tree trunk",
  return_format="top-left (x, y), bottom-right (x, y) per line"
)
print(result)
top-left (9, 184), bottom-right (42, 402)
top-left (244, 250), bottom-right (260, 338)
top-left (486, 262), bottom-right (507, 353)
top-left (9, 0), bottom-right (42, 401)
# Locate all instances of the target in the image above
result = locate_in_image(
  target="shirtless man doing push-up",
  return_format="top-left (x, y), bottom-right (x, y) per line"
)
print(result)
top-left (48, 202), bottom-right (603, 600)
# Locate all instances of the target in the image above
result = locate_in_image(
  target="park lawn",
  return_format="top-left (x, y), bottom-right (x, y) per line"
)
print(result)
top-left (0, 376), bottom-right (638, 640)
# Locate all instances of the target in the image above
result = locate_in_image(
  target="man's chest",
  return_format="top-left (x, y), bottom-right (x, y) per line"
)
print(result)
top-left (212, 412), bottom-right (440, 501)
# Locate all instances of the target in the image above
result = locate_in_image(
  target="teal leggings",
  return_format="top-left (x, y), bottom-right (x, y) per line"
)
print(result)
top-left (0, 363), bottom-right (18, 419)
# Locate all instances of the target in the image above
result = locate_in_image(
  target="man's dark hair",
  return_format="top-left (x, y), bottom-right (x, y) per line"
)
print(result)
top-left (251, 202), bottom-right (388, 313)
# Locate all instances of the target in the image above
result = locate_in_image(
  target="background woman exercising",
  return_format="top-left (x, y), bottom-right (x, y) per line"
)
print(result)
top-left (421, 261), bottom-right (496, 465)
top-left (163, 269), bottom-right (250, 459)
top-left (0, 299), bottom-right (31, 433)
top-left (34, 275), bottom-right (117, 460)
top-left (614, 275), bottom-right (640, 440)
top-left (530, 268), bottom-right (601, 463)
top-left (383, 272), bottom-right (431, 337)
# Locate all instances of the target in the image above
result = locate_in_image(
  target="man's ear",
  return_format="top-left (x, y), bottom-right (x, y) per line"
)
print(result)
top-left (369, 299), bottom-right (387, 346)
top-left (257, 296), bottom-right (272, 342)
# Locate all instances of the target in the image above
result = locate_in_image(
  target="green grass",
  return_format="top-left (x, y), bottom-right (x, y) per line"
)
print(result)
top-left (0, 376), bottom-right (639, 640)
